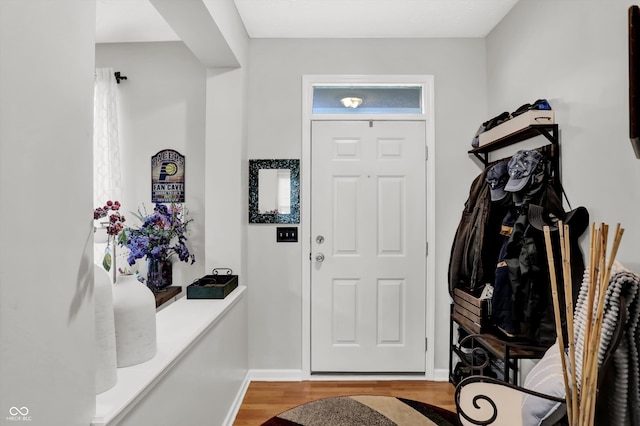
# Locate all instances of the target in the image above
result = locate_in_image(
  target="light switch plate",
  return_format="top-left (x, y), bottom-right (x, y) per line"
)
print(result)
top-left (277, 227), bottom-right (298, 242)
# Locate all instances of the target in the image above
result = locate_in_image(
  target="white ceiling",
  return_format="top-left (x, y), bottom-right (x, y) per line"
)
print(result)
top-left (96, 0), bottom-right (520, 43)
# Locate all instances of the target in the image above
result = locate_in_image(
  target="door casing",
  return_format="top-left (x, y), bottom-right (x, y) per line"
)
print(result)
top-left (301, 75), bottom-right (436, 379)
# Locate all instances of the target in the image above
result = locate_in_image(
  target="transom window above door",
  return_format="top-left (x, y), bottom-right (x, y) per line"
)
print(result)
top-left (312, 85), bottom-right (423, 114)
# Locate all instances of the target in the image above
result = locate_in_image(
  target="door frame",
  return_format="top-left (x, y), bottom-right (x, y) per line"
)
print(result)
top-left (301, 75), bottom-right (436, 379)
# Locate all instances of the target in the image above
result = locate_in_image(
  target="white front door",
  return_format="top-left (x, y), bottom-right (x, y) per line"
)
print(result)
top-left (310, 120), bottom-right (426, 373)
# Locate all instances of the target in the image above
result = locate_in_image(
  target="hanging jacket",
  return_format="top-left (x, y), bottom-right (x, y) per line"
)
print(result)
top-left (488, 156), bottom-right (561, 344)
top-left (490, 208), bottom-right (519, 336)
top-left (448, 166), bottom-right (509, 296)
top-left (501, 183), bottom-right (586, 346)
top-left (527, 203), bottom-right (589, 345)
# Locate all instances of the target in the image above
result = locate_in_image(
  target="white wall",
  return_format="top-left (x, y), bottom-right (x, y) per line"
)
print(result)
top-left (487, 0), bottom-right (640, 272)
top-left (95, 42), bottom-right (207, 286)
top-left (0, 1), bottom-right (96, 425)
top-left (246, 38), bottom-right (488, 371)
top-left (205, 67), bottom-right (249, 283)
top-left (200, 0), bottom-right (250, 288)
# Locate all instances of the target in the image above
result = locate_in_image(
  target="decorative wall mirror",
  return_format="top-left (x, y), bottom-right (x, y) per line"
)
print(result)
top-left (249, 159), bottom-right (300, 223)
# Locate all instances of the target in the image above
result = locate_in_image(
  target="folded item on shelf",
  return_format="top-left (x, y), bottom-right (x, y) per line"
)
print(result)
top-left (511, 98), bottom-right (551, 117)
top-left (471, 111), bottom-right (510, 148)
top-left (479, 109), bottom-right (555, 147)
top-left (472, 99), bottom-right (553, 148)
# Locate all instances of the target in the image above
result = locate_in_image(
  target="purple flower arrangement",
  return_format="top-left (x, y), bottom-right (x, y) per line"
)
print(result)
top-left (119, 203), bottom-right (195, 266)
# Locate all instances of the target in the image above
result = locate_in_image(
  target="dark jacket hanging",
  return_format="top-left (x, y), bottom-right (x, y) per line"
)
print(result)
top-left (448, 166), bottom-right (508, 296)
top-left (499, 183), bottom-right (587, 346)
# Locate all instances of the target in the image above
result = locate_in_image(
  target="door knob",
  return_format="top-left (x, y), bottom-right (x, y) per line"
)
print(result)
top-left (315, 253), bottom-right (325, 263)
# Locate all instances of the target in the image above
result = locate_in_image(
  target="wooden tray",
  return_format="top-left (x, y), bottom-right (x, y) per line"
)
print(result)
top-left (187, 268), bottom-right (238, 299)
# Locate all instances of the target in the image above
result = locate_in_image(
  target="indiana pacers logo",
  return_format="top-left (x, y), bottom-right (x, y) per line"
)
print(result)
top-left (159, 162), bottom-right (178, 181)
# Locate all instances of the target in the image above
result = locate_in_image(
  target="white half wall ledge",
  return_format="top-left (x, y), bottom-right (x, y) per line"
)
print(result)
top-left (92, 286), bottom-right (247, 426)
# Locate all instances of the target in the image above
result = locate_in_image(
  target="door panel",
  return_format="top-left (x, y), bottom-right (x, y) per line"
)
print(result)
top-left (311, 120), bottom-right (426, 373)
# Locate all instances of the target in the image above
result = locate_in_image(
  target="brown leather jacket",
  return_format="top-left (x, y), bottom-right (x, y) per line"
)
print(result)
top-left (448, 166), bottom-right (508, 296)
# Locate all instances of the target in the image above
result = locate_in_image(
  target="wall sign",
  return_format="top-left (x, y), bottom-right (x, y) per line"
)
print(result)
top-left (151, 149), bottom-right (185, 203)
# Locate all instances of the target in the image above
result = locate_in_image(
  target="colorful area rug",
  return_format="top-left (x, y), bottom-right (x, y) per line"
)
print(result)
top-left (261, 395), bottom-right (460, 425)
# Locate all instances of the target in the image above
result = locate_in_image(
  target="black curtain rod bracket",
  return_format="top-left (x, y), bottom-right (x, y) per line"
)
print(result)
top-left (114, 71), bottom-right (128, 84)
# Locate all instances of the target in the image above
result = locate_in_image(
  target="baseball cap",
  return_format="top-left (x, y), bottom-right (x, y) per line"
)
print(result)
top-left (504, 150), bottom-right (544, 193)
top-left (485, 161), bottom-right (509, 201)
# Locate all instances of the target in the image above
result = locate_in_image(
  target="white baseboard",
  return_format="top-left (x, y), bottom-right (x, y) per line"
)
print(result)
top-left (222, 371), bottom-right (252, 426)
top-left (432, 368), bottom-right (450, 382)
top-left (249, 369), bottom-right (304, 381)
top-left (248, 369), bottom-right (451, 382)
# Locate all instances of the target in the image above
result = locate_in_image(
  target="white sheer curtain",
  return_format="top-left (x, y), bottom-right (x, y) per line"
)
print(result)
top-left (94, 68), bottom-right (122, 206)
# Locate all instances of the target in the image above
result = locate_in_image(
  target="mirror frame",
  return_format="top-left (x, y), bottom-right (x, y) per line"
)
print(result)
top-left (249, 159), bottom-right (300, 224)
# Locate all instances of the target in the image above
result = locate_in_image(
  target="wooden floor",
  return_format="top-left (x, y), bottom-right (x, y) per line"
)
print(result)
top-left (233, 380), bottom-right (457, 425)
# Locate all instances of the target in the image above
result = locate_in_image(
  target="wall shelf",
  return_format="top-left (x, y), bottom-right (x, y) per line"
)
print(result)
top-left (468, 123), bottom-right (559, 166)
top-left (468, 123), bottom-right (561, 195)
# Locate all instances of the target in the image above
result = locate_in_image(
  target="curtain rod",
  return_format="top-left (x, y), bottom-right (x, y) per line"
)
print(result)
top-left (114, 71), bottom-right (128, 84)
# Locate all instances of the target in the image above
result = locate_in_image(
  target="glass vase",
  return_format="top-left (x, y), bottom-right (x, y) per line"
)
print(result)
top-left (146, 258), bottom-right (172, 291)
